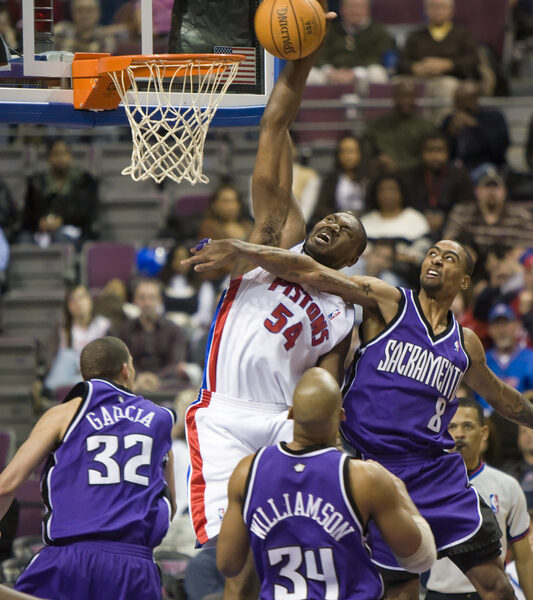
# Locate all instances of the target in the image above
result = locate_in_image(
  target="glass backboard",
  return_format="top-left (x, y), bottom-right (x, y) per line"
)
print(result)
top-left (0, 0), bottom-right (280, 127)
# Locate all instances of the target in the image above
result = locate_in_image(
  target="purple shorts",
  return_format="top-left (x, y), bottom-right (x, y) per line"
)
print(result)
top-left (366, 451), bottom-right (482, 570)
top-left (16, 540), bottom-right (162, 600)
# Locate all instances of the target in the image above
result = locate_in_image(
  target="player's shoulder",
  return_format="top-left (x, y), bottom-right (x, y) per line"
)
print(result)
top-left (461, 326), bottom-right (484, 354)
top-left (348, 458), bottom-right (395, 489)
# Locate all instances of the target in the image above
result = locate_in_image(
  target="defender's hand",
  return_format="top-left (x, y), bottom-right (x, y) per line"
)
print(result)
top-left (181, 238), bottom-right (240, 272)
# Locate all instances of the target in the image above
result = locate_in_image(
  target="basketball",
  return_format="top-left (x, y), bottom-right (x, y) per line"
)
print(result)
top-left (254, 0), bottom-right (326, 60)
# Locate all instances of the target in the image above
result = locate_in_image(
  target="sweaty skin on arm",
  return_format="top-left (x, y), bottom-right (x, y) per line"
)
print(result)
top-left (184, 239), bottom-right (401, 318)
top-left (232, 51), bottom-right (331, 277)
top-left (351, 460), bottom-right (436, 572)
top-left (462, 328), bottom-right (533, 429)
top-left (216, 455), bottom-right (254, 577)
top-left (0, 398), bottom-right (82, 520)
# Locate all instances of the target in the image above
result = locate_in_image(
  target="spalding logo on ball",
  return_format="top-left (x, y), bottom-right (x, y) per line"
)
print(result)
top-left (255, 0), bottom-right (326, 60)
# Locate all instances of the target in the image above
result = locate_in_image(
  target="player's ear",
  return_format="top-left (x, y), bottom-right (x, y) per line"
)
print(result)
top-left (339, 407), bottom-right (346, 422)
top-left (481, 424), bottom-right (489, 443)
top-left (459, 274), bottom-right (471, 291)
top-left (120, 362), bottom-right (129, 379)
top-left (287, 407), bottom-right (294, 421)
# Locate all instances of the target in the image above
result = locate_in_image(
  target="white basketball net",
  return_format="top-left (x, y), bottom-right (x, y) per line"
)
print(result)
top-left (107, 57), bottom-right (243, 185)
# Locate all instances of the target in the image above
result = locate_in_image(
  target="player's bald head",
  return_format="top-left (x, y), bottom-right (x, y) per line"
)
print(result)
top-left (291, 368), bottom-right (343, 435)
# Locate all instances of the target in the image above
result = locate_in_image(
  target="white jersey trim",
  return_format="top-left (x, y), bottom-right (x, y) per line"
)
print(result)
top-left (160, 405), bottom-right (177, 427)
top-left (409, 289), bottom-right (457, 347)
top-left (338, 454), bottom-right (365, 539)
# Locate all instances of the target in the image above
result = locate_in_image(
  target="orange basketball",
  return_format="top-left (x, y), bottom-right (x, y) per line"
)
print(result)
top-left (254, 0), bottom-right (326, 60)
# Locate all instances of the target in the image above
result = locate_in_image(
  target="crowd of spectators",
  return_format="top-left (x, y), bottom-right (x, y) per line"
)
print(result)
top-left (1, 0), bottom-right (533, 597)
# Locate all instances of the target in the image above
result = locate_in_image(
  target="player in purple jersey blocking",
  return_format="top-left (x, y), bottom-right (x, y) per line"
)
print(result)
top-left (217, 367), bottom-right (437, 600)
top-left (183, 238), bottom-right (533, 599)
top-left (0, 336), bottom-right (177, 600)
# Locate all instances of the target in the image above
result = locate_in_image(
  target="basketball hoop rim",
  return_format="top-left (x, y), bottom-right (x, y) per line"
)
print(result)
top-left (98, 53), bottom-right (248, 76)
top-left (72, 51), bottom-right (249, 110)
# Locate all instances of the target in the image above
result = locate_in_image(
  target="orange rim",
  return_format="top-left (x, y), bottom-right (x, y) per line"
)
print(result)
top-left (98, 53), bottom-right (247, 78)
top-left (72, 52), bottom-right (247, 110)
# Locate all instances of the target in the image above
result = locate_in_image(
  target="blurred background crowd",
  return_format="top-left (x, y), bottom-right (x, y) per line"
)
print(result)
top-left (0, 0), bottom-right (533, 598)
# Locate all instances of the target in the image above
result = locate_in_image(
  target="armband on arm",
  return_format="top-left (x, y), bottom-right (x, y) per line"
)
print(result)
top-left (394, 515), bottom-right (437, 573)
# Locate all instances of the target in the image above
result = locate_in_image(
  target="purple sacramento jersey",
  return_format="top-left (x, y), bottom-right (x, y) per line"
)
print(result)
top-left (341, 287), bottom-right (469, 458)
top-left (41, 379), bottom-right (175, 548)
top-left (341, 288), bottom-right (485, 568)
top-left (243, 443), bottom-right (384, 600)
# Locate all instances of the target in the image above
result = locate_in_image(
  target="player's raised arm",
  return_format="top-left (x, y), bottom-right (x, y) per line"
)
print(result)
top-left (0, 399), bottom-right (81, 520)
top-left (462, 328), bottom-right (533, 428)
top-left (352, 460), bottom-right (437, 573)
top-left (183, 238), bottom-right (401, 313)
top-left (244, 1), bottom-right (336, 263)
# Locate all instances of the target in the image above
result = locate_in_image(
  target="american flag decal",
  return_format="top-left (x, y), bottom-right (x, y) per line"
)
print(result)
top-left (214, 46), bottom-right (257, 85)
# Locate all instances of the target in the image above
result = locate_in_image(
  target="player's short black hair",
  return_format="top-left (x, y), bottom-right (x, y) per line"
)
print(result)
top-left (80, 336), bottom-right (130, 382)
top-left (455, 241), bottom-right (475, 277)
top-left (457, 398), bottom-right (484, 425)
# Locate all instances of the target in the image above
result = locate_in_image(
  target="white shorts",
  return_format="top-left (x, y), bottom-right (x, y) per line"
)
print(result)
top-left (185, 389), bottom-right (293, 545)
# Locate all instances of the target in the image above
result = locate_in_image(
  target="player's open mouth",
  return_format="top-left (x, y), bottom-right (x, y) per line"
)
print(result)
top-left (426, 269), bottom-right (439, 278)
top-left (316, 230), bottom-right (332, 244)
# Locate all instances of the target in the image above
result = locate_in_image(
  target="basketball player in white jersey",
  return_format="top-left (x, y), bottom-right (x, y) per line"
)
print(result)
top-left (185, 3), bottom-right (367, 599)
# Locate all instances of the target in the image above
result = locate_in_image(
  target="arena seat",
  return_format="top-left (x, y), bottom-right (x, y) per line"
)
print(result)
top-left (81, 241), bottom-right (137, 292)
top-left (167, 194), bottom-right (210, 241)
top-left (454, 0), bottom-right (509, 59)
top-left (0, 386), bottom-right (35, 448)
top-left (294, 84), bottom-right (355, 144)
top-left (7, 243), bottom-right (75, 291)
top-left (98, 195), bottom-right (165, 244)
top-left (1, 289), bottom-right (64, 354)
top-left (0, 336), bottom-right (39, 386)
top-left (371, 0), bottom-right (424, 24)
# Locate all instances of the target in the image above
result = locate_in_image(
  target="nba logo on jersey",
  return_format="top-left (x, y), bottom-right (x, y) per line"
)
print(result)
top-left (454, 341), bottom-right (460, 352)
top-left (328, 308), bottom-right (341, 320)
top-left (218, 507), bottom-right (226, 521)
top-left (490, 494), bottom-right (500, 513)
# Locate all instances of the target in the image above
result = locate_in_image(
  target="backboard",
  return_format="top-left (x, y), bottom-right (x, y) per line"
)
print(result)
top-left (0, 0), bottom-right (281, 128)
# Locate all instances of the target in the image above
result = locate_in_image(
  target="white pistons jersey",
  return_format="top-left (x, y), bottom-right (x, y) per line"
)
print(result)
top-left (201, 245), bottom-right (355, 406)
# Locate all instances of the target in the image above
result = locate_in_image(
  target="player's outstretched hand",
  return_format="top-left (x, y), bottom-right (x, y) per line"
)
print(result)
top-left (182, 238), bottom-right (239, 272)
